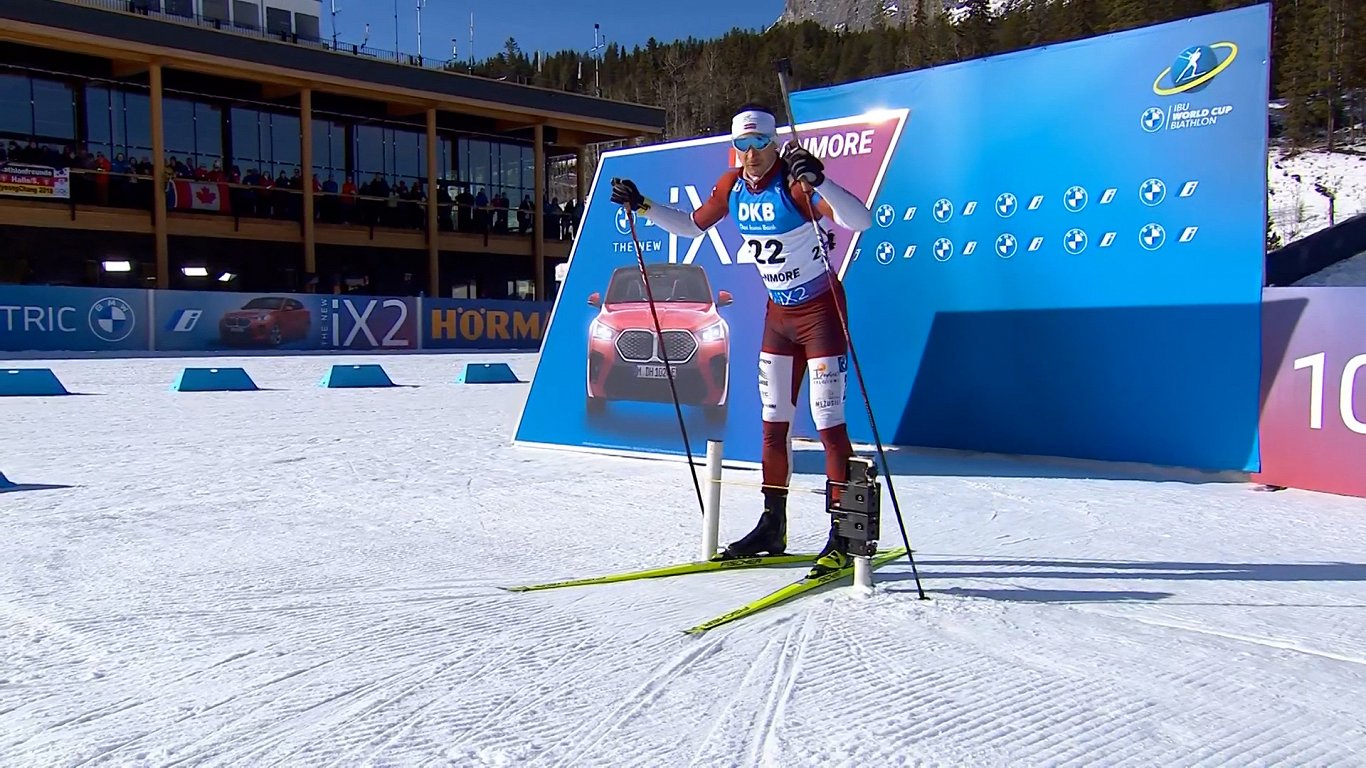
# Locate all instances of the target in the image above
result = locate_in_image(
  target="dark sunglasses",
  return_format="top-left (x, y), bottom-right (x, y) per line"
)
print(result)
top-left (732, 134), bottom-right (773, 152)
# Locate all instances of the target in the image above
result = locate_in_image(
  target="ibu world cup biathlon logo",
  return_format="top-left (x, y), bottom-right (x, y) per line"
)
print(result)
top-left (1154, 43), bottom-right (1238, 96)
top-left (89, 296), bottom-right (136, 343)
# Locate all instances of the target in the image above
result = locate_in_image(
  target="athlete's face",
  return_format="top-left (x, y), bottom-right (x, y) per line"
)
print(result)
top-left (734, 133), bottom-right (778, 177)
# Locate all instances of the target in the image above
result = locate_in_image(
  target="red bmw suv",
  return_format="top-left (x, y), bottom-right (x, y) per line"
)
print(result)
top-left (586, 263), bottom-right (733, 422)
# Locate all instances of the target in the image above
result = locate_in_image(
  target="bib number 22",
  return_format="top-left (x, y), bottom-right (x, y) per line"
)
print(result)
top-left (745, 238), bottom-right (786, 265)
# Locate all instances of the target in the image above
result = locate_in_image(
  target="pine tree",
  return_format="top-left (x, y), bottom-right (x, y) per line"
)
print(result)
top-left (459, 0), bottom-right (1361, 148)
top-left (958, 0), bottom-right (995, 59)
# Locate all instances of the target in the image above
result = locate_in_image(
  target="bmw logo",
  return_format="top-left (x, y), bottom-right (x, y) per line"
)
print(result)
top-left (1140, 178), bottom-right (1166, 206)
top-left (933, 238), bottom-right (954, 262)
top-left (614, 206), bottom-right (631, 235)
top-left (89, 296), bottom-right (136, 343)
top-left (995, 233), bottom-right (1017, 259)
top-left (1140, 222), bottom-right (1167, 251)
top-left (1141, 107), bottom-right (1166, 133)
top-left (995, 192), bottom-right (1017, 218)
top-left (1064, 228), bottom-right (1088, 255)
top-left (876, 241), bottom-right (895, 264)
top-left (933, 198), bottom-right (953, 223)
top-left (875, 204), bottom-right (896, 228)
top-left (1064, 186), bottom-right (1088, 212)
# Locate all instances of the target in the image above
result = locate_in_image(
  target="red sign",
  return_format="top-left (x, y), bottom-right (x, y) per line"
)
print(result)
top-left (1254, 287), bottom-right (1366, 498)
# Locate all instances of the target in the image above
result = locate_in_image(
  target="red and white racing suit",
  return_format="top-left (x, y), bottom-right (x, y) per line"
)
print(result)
top-left (644, 159), bottom-right (873, 501)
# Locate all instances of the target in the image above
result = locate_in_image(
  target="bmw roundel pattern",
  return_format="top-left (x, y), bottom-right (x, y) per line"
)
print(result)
top-left (869, 174), bottom-right (1195, 266)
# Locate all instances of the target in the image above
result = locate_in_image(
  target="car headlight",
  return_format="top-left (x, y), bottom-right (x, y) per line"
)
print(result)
top-left (591, 320), bottom-right (616, 340)
top-left (698, 321), bottom-right (725, 342)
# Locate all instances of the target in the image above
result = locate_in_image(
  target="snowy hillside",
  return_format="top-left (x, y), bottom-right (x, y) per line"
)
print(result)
top-left (776, 0), bottom-right (1015, 30)
top-left (1268, 144), bottom-right (1366, 245)
top-left (1267, 144), bottom-right (1366, 287)
top-left (3, 352), bottom-right (1366, 765)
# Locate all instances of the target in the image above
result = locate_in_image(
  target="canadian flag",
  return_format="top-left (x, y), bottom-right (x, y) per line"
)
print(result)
top-left (167, 180), bottom-right (232, 213)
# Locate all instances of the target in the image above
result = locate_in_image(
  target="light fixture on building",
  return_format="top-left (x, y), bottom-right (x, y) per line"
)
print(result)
top-left (102, 260), bottom-right (132, 272)
top-left (181, 266), bottom-right (209, 277)
top-left (217, 272), bottom-right (237, 282)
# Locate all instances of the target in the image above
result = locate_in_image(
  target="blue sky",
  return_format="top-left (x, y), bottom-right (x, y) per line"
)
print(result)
top-left (325, 1), bottom-right (786, 62)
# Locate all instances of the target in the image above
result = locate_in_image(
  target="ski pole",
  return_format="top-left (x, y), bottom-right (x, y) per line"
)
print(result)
top-left (773, 57), bottom-right (928, 600)
top-left (624, 206), bottom-right (707, 519)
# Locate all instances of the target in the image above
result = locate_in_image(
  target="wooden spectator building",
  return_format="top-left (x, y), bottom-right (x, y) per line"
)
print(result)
top-left (0, 0), bottom-right (665, 300)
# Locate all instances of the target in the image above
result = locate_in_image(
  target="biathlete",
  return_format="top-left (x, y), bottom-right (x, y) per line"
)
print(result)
top-left (610, 103), bottom-right (873, 577)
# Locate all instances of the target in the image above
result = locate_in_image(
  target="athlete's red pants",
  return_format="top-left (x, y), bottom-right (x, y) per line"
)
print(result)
top-left (758, 281), bottom-right (853, 503)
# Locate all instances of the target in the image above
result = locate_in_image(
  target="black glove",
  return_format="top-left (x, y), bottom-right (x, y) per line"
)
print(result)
top-left (610, 177), bottom-right (649, 212)
top-left (783, 144), bottom-right (825, 187)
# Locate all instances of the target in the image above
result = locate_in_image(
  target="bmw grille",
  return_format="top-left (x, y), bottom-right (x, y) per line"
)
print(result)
top-left (615, 329), bottom-right (698, 364)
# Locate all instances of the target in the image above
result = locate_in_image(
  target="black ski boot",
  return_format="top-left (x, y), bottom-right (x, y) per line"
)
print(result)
top-left (807, 522), bottom-right (851, 578)
top-left (714, 492), bottom-right (787, 560)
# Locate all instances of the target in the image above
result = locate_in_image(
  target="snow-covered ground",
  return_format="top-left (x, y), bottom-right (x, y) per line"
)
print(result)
top-left (4, 352), bottom-right (1366, 766)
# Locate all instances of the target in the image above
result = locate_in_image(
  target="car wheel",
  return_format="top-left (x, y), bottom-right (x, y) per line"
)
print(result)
top-left (704, 403), bottom-right (727, 425)
top-left (586, 395), bottom-right (606, 415)
top-left (269, 325), bottom-right (282, 346)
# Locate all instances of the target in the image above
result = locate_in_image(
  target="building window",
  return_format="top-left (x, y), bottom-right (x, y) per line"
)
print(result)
top-left (295, 13), bottom-right (320, 41)
top-left (265, 6), bottom-right (292, 36)
top-left (311, 118), bottom-right (345, 187)
top-left (456, 137), bottom-right (533, 204)
top-left (84, 85), bottom-right (153, 172)
top-left (164, 0), bottom-right (194, 18)
top-left (352, 124), bottom-right (449, 186)
top-left (0, 74), bottom-right (30, 137)
top-left (162, 96), bottom-right (224, 176)
top-left (232, 0), bottom-right (260, 30)
top-left (202, 0), bottom-right (230, 22)
top-left (230, 106), bottom-right (302, 181)
top-left (0, 72), bottom-right (75, 142)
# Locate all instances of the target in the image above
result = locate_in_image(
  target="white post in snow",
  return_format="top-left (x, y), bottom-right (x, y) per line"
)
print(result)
top-left (702, 440), bottom-right (723, 561)
top-left (853, 555), bottom-right (873, 593)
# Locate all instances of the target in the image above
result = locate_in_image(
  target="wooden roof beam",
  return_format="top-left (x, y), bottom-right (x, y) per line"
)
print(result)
top-left (109, 59), bottom-right (150, 78)
top-left (259, 82), bottom-right (303, 100)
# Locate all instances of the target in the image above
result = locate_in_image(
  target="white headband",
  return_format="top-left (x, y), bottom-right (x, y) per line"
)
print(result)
top-left (731, 109), bottom-right (777, 139)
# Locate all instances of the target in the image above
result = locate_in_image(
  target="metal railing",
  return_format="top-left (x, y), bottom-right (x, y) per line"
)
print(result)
top-left (54, 0), bottom-right (560, 87)
top-left (8, 165), bottom-right (582, 241)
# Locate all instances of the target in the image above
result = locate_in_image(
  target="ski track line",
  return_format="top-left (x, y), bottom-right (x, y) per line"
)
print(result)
top-left (177, 604), bottom-right (513, 767)
top-left (84, 596), bottom-right (445, 766)
top-left (260, 643), bottom-right (506, 768)
top-left (434, 613), bottom-right (628, 756)
top-left (549, 632), bottom-right (726, 768)
top-left (914, 593), bottom-right (1366, 766)
top-left (1092, 609), bottom-right (1366, 668)
top-left (311, 622), bottom-right (556, 768)
top-left (685, 634), bottom-right (790, 768)
top-left (744, 612), bottom-right (815, 768)
top-left (79, 623), bottom-right (393, 759)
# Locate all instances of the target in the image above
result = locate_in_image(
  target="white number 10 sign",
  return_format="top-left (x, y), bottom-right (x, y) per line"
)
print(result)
top-left (1294, 352), bottom-right (1366, 434)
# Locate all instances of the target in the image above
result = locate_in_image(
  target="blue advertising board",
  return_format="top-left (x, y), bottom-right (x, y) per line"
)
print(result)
top-left (424, 298), bottom-right (549, 350)
top-left (154, 290), bottom-right (418, 352)
top-left (514, 111), bottom-right (907, 463)
top-left (0, 285), bottom-right (149, 352)
top-left (793, 4), bottom-right (1271, 471)
top-left (515, 5), bottom-right (1271, 472)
